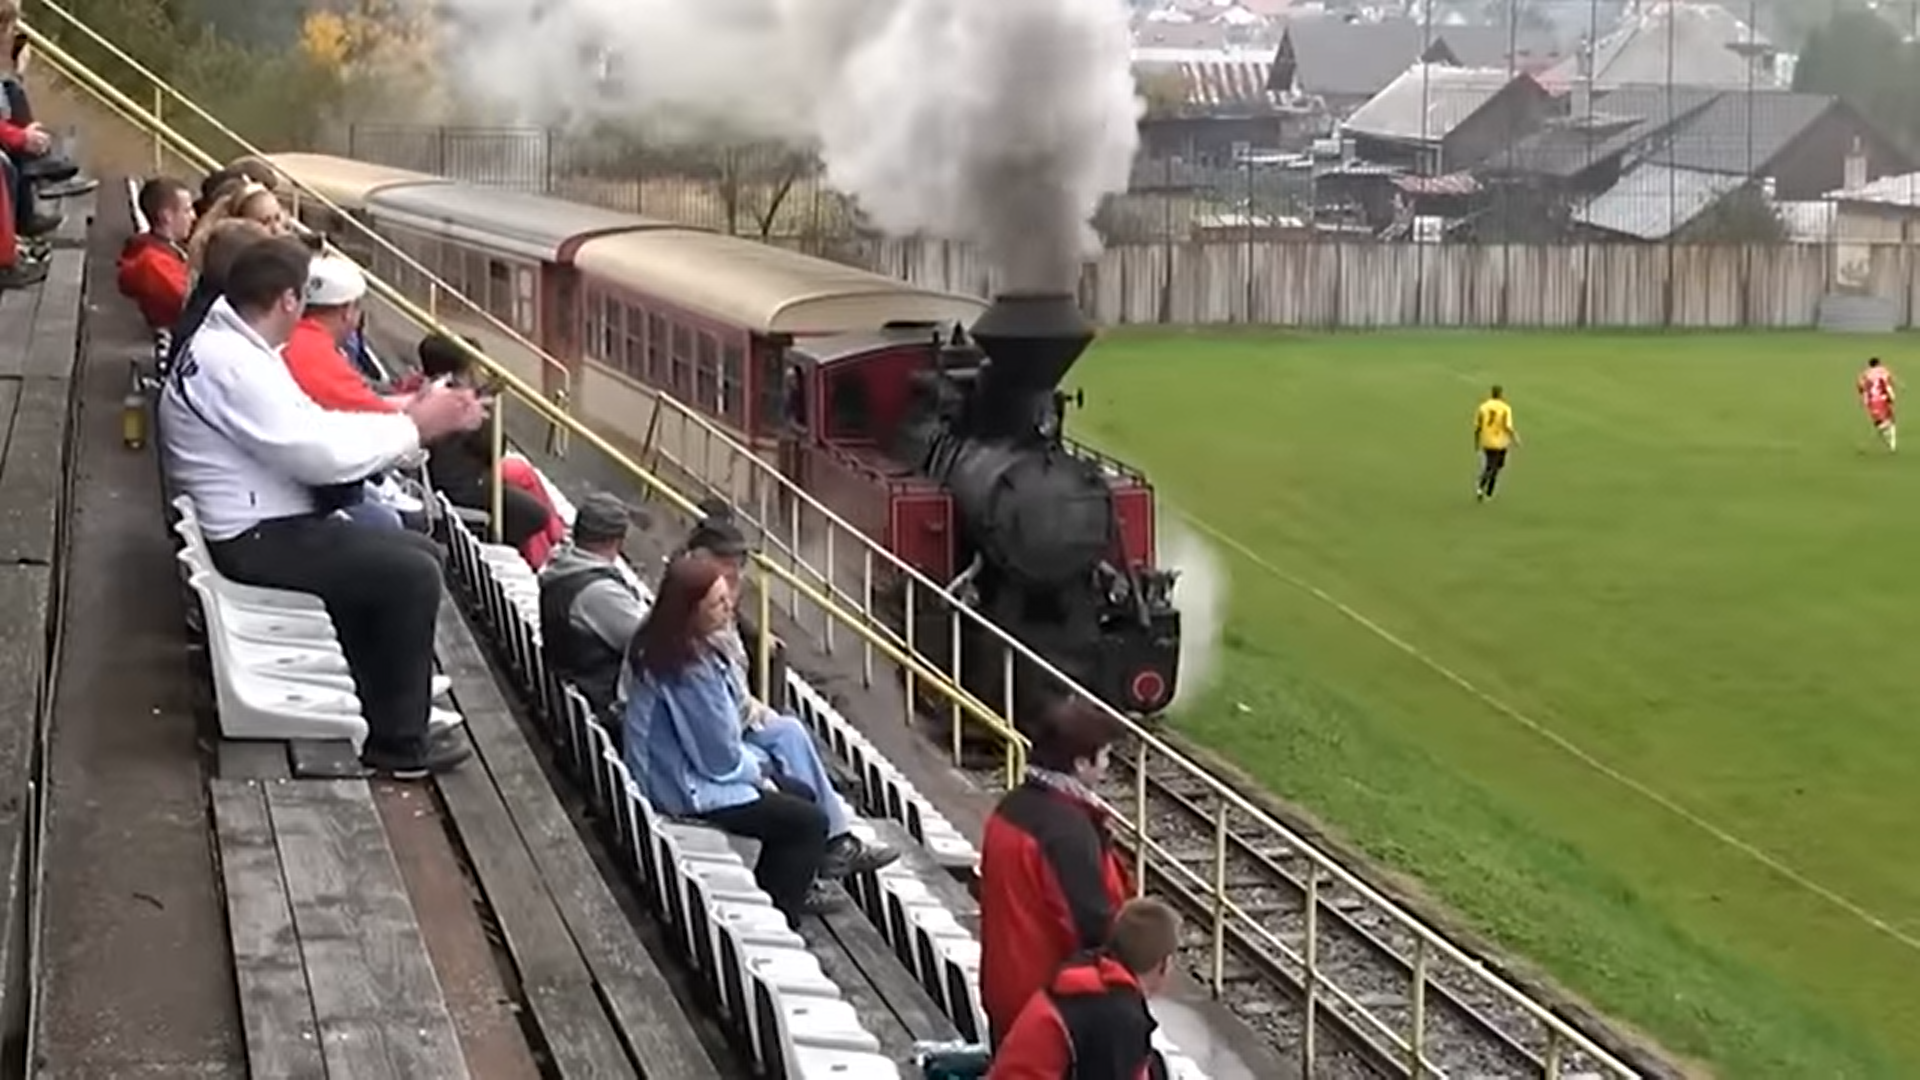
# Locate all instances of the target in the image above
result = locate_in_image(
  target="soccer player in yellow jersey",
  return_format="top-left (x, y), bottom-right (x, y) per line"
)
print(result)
top-left (1473, 385), bottom-right (1518, 501)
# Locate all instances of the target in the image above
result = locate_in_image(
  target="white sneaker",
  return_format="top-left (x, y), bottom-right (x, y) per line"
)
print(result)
top-left (429, 706), bottom-right (465, 732)
top-left (433, 674), bottom-right (451, 700)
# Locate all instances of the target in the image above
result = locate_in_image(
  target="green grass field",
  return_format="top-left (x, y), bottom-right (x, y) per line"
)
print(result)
top-left (1069, 329), bottom-right (1920, 1079)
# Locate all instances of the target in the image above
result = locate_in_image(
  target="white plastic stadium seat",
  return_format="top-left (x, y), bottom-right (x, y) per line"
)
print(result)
top-left (188, 573), bottom-right (368, 746)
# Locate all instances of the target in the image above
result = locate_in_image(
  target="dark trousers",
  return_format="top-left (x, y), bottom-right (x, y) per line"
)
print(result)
top-left (2, 79), bottom-right (30, 125)
top-left (448, 478), bottom-right (550, 548)
top-left (1477, 448), bottom-right (1508, 496)
top-left (0, 153), bottom-right (27, 231)
top-left (699, 790), bottom-right (827, 923)
top-left (208, 515), bottom-right (444, 761)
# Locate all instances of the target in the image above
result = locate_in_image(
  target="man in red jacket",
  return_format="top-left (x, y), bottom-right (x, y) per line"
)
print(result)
top-left (988, 897), bottom-right (1180, 1080)
top-left (979, 698), bottom-right (1135, 1047)
top-left (116, 177), bottom-right (195, 331)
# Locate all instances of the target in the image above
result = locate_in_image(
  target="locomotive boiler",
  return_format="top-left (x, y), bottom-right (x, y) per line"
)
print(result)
top-left (887, 292), bottom-right (1182, 722)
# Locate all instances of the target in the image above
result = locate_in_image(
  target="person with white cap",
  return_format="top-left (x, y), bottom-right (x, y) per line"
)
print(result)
top-left (282, 254), bottom-right (421, 529)
top-left (160, 237), bottom-right (488, 778)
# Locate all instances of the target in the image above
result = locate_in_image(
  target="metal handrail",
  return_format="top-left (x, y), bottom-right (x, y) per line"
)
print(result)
top-left (35, 17), bottom-right (1647, 1075)
top-left (25, 0), bottom-right (576, 399)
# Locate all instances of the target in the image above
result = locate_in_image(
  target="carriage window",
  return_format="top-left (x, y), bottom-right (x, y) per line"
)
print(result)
top-left (580, 289), bottom-right (600, 361)
top-left (696, 333), bottom-right (720, 415)
top-left (721, 343), bottom-right (745, 424)
top-left (513, 266), bottom-right (536, 335)
top-left (621, 305), bottom-right (644, 378)
top-left (781, 361), bottom-right (807, 429)
top-left (487, 259), bottom-right (511, 323)
top-left (648, 314), bottom-right (666, 382)
top-left (670, 323), bottom-right (692, 396)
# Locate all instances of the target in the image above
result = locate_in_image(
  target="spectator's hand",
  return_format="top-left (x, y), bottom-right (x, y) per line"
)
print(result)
top-left (22, 127), bottom-right (51, 156)
top-left (405, 381), bottom-right (486, 443)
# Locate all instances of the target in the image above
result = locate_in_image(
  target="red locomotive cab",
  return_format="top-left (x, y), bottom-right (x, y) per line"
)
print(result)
top-left (782, 329), bottom-right (959, 585)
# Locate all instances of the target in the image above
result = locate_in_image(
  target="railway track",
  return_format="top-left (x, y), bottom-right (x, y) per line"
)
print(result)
top-left (961, 733), bottom-right (1609, 1079)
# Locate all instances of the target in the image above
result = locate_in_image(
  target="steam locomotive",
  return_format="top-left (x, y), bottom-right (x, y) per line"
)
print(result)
top-left (783, 292), bottom-right (1182, 724)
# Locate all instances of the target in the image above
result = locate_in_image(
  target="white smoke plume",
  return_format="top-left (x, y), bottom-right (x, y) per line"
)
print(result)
top-left (1161, 521), bottom-right (1228, 714)
top-left (425, 0), bottom-right (1141, 290)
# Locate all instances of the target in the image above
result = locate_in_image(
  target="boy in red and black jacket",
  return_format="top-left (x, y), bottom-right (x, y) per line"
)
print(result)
top-left (988, 897), bottom-right (1181, 1080)
top-left (979, 699), bottom-right (1135, 1047)
top-left (116, 177), bottom-right (196, 331)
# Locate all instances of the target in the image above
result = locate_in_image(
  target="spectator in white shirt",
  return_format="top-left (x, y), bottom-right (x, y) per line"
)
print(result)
top-left (160, 238), bottom-right (487, 778)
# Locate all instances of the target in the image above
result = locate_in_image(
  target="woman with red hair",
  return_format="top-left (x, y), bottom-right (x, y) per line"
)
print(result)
top-left (623, 553), bottom-right (832, 924)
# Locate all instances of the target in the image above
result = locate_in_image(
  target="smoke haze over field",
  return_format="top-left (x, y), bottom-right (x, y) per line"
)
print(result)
top-left (429, 0), bottom-right (1140, 289)
top-left (1162, 521), bottom-right (1228, 714)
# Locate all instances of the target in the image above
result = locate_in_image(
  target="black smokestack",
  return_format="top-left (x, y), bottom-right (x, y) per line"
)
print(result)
top-left (968, 291), bottom-right (1093, 439)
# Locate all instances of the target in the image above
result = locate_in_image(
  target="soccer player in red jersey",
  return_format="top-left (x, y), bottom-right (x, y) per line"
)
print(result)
top-left (1859, 357), bottom-right (1897, 453)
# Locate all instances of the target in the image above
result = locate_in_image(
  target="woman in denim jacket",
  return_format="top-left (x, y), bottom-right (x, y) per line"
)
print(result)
top-left (623, 552), bottom-right (831, 924)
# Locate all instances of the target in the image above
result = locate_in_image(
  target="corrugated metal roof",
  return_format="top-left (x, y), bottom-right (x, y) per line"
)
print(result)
top-left (1542, 1), bottom-right (1777, 89)
top-left (1341, 64), bottom-right (1524, 143)
top-left (1573, 162), bottom-right (1746, 239)
top-left (1179, 60), bottom-right (1279, 106)
top-left (1830, 170), bottom-right (1920, 209)
top-left (1393, 172), bottom-right (1481, 196)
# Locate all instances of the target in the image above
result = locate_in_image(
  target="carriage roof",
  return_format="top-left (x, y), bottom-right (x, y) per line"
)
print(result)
top-left (366, 182), bottom-right (687, 263)
top-left (573, 230), bottom-right (988, 335)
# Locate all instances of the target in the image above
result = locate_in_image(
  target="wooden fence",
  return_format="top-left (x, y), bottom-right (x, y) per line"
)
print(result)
top-left (848, 238), bottom-right (1920, 329)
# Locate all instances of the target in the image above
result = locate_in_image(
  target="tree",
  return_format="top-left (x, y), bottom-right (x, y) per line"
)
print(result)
top-left (1135, 68), bottom-right (1188, 119)
top-left (1682, 185), bottom-right (1789, 245)
top-left (1793, 6), bottom-right (1920, 148)
top-left (298, 0), bottom-right (443, 123)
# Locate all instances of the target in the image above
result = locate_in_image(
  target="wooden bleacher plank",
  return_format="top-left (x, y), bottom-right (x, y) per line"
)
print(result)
top-left (264, 780), bottom-right (469, 1080)
top-left (428, 710), bottom-right (642, 1077)
top-left (433, 596), bottom-right (723, 1080)
top-left (217, 740), bottom-right (292, 780)
top-left (0, 372), bottom-right (73, 565)
top-left (19, 249), bottom-right (85, 380)
top-left (816, 900), bottom-right (962, 1047)
top-left (0, 563), bottom-right (51, 1052)
top-left (209, 779), bottom-right (326, 1079)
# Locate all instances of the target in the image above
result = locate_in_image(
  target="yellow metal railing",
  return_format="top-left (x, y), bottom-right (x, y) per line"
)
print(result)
top-left (24, 1), bottom-right (576, 406)
top-left (31, 11), bottom-right (1651, 1075)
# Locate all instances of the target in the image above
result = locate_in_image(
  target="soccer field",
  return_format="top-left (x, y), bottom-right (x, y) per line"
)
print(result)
top-left (1068, 329), bottom-right (1920, 1079)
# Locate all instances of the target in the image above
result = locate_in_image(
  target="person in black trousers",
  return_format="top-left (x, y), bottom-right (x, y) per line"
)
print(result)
top-left (414, 333), bottom-right (555, 553)
top-left (622, 553), bottom-right (834, 924)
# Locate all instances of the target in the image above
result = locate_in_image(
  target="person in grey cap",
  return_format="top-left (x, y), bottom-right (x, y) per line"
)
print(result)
top-left (680, 507), bottom-right (898, 882)
top-left (538, 492), bottom-right (647, 721)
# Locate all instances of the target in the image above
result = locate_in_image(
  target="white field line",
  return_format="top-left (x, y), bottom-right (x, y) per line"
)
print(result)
top-left (1175, 506), bottom-right (1920, 956)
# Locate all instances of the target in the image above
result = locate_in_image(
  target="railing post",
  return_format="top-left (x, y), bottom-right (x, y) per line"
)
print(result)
top-left (1302, 870), bottom-right (1320, 1077)
top-left (1209, 799), bottom-right (1228, 997)
top-left (902, 583), bottom-right (917, 720)
top-left (1545, 1031), bottom-right (1563, 1080)
top-left (755, 555), bottom-right (772, 701)
top-left (1409, 938), bottom-right (1428, 1075)
top-left (822, 526), bottom-right (836, 655)
top-left (1132, 740), bottom-right (1149, 899)
top-left (786, 494), bottom-right (801, 622)
top-left (861, 549), bottom-right (874, 689)
top-left (546, 385), bottom-right (569, 459)
top-left (948, 607), bottom-right (963, 763)
top-left (489, 396), bottom-right (505, 544)
top-left (151, 86), bottom-right (163, 174)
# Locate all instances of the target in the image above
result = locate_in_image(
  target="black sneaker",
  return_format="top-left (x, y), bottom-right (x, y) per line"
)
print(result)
top-left (18, 213), bottom-right (62, 239)
top-left (37, 176), bottom-right (97, 200)
top-left (21, 156), bottom-right (78, 183)
top-left (818, 834), bottom-right (900, 880)
top-left (0, 260), bottom-right (47, 290)
top-left (363, 730), bottom-right (472, 779)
